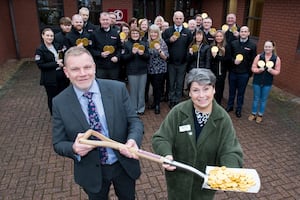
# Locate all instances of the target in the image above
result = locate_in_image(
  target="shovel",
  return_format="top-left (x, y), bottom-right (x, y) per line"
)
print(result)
top-left (79, 129), bottom-right (260, 193)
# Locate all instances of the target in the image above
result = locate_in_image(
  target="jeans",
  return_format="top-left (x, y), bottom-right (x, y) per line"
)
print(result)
top-left (227, 72), bottom-right (249, 111)
top-left (251, 84), bottom-right (272, 115)
top-left (168, 63), bottom-right (187, 103)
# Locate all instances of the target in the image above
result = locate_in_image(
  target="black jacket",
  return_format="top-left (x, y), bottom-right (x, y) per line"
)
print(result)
top-left (90, 27), bottom-right (122, 69)
top-left (35, 43), bottom-right (63, 86)
top-left (187, 44), bottom-right (211, 71)
top-left (210, 44), bottom-right (231, 78)
top-left (83, 21), bottom-right (98, 34)
top-left (54, 31), bottom-right (68, 50)
top-left (122, 39), bottom-right (150, 75)
top-left (229, 39), bottom-right (257, 74)
top-left (65, 28), bottom-right (91, 49)
top-left (162, 26), bottom-right (193, 65)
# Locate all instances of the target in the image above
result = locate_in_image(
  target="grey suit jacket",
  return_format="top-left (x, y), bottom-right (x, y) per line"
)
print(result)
top-left (52, 79), bottom-right (144, 193)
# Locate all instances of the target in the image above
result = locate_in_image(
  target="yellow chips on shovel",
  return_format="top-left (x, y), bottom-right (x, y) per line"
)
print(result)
top-left (207, 166), bottom-right (256, 192)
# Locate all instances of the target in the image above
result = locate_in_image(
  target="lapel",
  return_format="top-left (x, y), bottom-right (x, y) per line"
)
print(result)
top-left (96, 79), bottom-right (114, 136)
top-left (65, 86), bottom-right (90, 129)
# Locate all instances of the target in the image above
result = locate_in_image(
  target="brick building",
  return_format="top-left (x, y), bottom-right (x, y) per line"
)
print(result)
top-left (1, 0), bottom-right (299, 96)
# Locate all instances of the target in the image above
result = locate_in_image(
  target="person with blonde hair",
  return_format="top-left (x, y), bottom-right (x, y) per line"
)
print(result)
top-left (147, 24), bottom-right (169, 114)
top-left (154, 15), bottom-right (165, 31)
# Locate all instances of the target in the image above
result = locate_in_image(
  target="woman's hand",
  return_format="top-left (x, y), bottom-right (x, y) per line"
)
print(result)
top-left (162, 155), bottom-right (176, 171)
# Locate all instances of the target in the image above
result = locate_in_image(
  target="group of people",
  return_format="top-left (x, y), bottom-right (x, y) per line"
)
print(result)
top-left (34, 6), bottom-right (281, 199)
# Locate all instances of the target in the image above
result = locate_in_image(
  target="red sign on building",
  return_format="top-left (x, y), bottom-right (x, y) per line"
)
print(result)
top-left (108, 8), bottom-right (128, 22)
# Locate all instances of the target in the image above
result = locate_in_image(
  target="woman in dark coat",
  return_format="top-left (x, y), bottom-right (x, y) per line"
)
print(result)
top-left (122, 27), bottom-right (150, 114)
top-left (210, 30), bottom-right (231, 105)
top-left (152, 69), bottom-right (243, 200)
top-left (187, 29), bottom-right (211, 72)
top-left (35, 28), bottom-right (69, 115)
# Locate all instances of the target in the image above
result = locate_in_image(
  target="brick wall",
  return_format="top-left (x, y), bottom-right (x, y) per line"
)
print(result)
top-left (0, 0), bottom-right (16, 64)
top-left (13, 0), bottom-right (40, 58)
top-left (258, 0), bottom-right (300, 95)
top-left (63, 0), bottom-right (78, 17)
top-left (201, 0), bottom-right (225, 29)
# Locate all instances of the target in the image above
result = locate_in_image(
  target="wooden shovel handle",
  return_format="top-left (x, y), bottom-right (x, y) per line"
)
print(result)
top-left (79, 129), bottom-right (165, 164)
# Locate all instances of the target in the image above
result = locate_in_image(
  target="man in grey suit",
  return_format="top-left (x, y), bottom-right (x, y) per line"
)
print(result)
top-left (52, 46), bottom-right (144, 200)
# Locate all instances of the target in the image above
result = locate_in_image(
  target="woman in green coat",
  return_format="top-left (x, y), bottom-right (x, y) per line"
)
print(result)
top-left (152, 68), bottom-right (243, 200)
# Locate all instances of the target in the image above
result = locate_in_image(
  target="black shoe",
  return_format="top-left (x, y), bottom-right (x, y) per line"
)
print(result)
top-left (137, 112), bottom-right (144, 115)
top-left (154, 105), bottom-right (160, 114)
top-left (235, 110), bottom-right (242, 118)
top-left (226, 107), bottom-right (233, 112)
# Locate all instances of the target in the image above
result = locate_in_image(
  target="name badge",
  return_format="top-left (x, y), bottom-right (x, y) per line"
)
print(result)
top-left (179, 124), bottom-right (191, 132)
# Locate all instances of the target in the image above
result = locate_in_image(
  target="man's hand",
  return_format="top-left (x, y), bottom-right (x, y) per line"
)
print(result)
top-left (119, 139), bottom-right (139, 159)
top-left (101, 51), bottom-right (110, 58)
top-left (72, 133), bottom-right (95, 156)
top-left (111, 56), bottom-right (118, 63)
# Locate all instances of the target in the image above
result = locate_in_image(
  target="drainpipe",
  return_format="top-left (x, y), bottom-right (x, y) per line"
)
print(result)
top-left (8, 0), bottom-right (20, 60)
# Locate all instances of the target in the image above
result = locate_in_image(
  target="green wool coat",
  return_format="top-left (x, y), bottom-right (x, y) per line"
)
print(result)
top-left (152, 99), bottom-right (243, 200)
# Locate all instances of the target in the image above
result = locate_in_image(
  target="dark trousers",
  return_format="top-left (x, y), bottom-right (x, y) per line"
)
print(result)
top-left (44, 86), bottom-right (59, 115)
top-left (227, 72), bottom-right (249, 111)
top-left (168, 63), bottom-right (187, 103)
top-left (214, 74), bottom-right (226, 105)
top-left (84, 162), bottom-right (136, 200)
top-left (149, 73), bottom-right (164, 106)
top-left (44, 70), bottom-right (69, 115)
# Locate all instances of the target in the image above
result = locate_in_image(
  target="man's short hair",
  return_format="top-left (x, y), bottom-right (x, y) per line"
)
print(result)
top-left (59, 17), bottom-right (72, 25)
top-left (64, 47), bottom-right (94, 66)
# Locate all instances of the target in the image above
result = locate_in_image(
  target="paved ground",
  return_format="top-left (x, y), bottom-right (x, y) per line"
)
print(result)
top-left (0, 61), bottom-right (299, 200)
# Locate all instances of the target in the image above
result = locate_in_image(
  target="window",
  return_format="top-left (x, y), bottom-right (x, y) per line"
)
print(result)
top-left (36, 0), bottom-right (64, 32)
top-left (245, 0), bottom-right (264, 38)
top-left (78, 0), bottom-right (102, 25)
